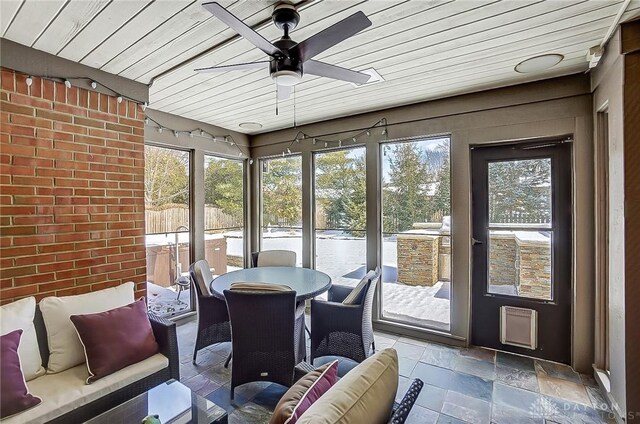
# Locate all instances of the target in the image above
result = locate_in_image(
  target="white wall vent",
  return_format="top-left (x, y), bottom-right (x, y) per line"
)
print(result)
top-left (500, 306), bottom-right (537, 350)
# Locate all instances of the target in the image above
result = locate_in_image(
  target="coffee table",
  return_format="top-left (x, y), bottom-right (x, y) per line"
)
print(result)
top-left (84, 379), bottom-right (227, 424)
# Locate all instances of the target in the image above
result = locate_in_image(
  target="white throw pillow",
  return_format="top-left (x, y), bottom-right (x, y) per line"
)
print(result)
top-left (39, 282), bottom-right (135, 373)
top-left (0, 297), bottom-right (45, 381)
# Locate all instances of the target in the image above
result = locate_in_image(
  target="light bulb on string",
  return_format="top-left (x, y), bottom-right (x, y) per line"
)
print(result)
top-left (25, 76), bottom-right (33, 87)
top-left (312, 138), bottom-right (317, 145)
top-left (189, 132), bottom-right (194, 138)
top-left (287, 147), bottom-right (292, 154)
top-left (381, 128), bottom-right (387, 135)
top-left (352, 137), bottom-right (356, 143)
top-left (366, 130), bottom-right (371, 137)
top-left (90, 81), bottom-right (98, 89)
top-left (200, 129), bottom-right (205, 137)
top-left (173, 130), bottom-right (179, 138)
top-left (64, 79), bottom-right (72, 89)
top-left (157, 127), bottom-right (163, 134)
top-left (117, 96), bottom-right (123, 104)
top-left (144, 118), bottom-right (150, 125)
top-left (338, 140), bottom-right (342, 147)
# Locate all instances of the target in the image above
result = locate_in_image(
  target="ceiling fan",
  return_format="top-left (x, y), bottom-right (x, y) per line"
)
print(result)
top-left (195, 2), bottom-right (373, 100)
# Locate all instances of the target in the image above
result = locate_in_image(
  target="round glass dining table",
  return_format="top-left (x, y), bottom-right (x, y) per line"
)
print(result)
top-left (210, 267), bottom-right (332, 301)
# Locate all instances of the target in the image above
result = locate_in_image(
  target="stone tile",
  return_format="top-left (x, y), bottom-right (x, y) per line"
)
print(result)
top-left (228, 402), bottom-right (272, 424)
top-left (398, 336), bottom-right (433, 347)
top-left (538, 374), bottom-right (591, 406)
top-left (541, 395), bottom-right (616, 424)
top-left (200, 362), bottom-right (232, 385)
top-left (412, 363), bottom-right (493, 402)
top-left (440, 390), bottom-right (491, 424)
top-left (580, 373), bottom-right (599, 388)
top-left (496, 351), bottom-right (535, 372)
top-left (179, 362), bottom-right (200, 380)
top-left (535, 360), bottom-right (581, 384)
top-left (453, 356), bottom-right (496, 380)
top-left (420, 343), bottom-right (460, 369)
top-left (182, 373), bottom-right (221, 397)
top-left (206, 385), bottom-right (250, 414)
top-left (396, 376), bottom-right (411, 402)
top-left (491, 402), bottom-right (544, 424)
top-left (193, 348), bottom-right (227, 367)
top-left (496, 365), bottom-right (539, 392)
top-left (415, 383), bottom-right (447, 412)
top-left (399, 357), bottom-right (418, 377)
top-left (493, 382), bottom-right (541, 412)
top-left (405, 405), bottom-right (439, 424)
top-left (250, 383), bottom-right (289, 412)
top-left (459, 346), bottom-right (495, 364)
top-left (437, 414), bottom-right (468, 424)
top-left (209, 342), bottom-right (232, 356)
top-left (223, 381), bottom-right (271, 402)
top-left (586, 386), bottom-right (611, 412)
top-left (394, 341), bottom-right (427, 360)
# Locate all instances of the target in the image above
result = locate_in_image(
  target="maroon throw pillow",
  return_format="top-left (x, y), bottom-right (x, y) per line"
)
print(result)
top-left (70, 299), bottom-right (159, 384)
top-left (270, 360), bottom-right (339, 424)
top-left (1, 329), bottom-right (42, 418)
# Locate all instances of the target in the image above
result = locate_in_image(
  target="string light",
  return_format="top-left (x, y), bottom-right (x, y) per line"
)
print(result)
top-left (280, 119), bottom-right (387, 157)
top-left (144, 115), bottom-right (247, 159)
top-left (20, 75), bottom-right (148, 108)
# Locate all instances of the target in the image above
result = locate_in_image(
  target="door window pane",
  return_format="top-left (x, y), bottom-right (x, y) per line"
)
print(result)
top-left (314, 148), bottom-right (366, 285)
top-left (261, 156), bottom-right (302, 265)
top-left (381, 138), bottom-right (451, 330)
top-left (204, 155), bottom-right (244, 275)
top-left (487, 158), bottom-right (553, 299)
top-left (144, 145), bottom-right (192, 318)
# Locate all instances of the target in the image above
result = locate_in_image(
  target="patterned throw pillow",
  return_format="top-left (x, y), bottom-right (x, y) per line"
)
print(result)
top-left (270, 361), bottom-right (339, 424)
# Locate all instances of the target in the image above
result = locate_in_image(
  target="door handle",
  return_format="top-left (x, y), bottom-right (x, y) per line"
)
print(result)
top-left (472, 238), bottom-right (483, 245)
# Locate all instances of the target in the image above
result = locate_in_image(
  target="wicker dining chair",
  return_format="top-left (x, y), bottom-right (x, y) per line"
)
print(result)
top-left (251, 250), bottom-right (296, 267)
top-left (224, 286), bottom-right (307, 399)
top-left (189, 260), bottom-right (231, 365)
top-left (310, 267), bottom-right (381, 364)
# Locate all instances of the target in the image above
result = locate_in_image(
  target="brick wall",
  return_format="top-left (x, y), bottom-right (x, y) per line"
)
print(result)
top-left (0, 68), bottom-right (146, 304)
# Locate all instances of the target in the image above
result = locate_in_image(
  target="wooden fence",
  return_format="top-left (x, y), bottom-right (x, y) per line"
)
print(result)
top-left (145, 204), bottom-right (242, 234)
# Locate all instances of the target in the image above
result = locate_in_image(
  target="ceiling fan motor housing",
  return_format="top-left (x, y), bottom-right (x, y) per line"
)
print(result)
top-left (272, 3), bottom-right (300, 31)
top-left (270, 38), bottom-right (303, 85)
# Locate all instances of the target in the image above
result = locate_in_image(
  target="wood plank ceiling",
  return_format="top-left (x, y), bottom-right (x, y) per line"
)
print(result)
top-left (2, 0), bottom-right (639, 134)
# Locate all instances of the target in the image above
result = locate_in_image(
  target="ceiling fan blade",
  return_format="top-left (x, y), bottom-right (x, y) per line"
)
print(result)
top-left (194, 61), bottom-right (269, 73)
top-left (305, 60), bottom-right (371, 85)
top-left (292, 11), bottom-right (371, 62)
top-left (277, 84), bottom-right (293, 101)
top-left (202, 2), bottom-right (283, 57)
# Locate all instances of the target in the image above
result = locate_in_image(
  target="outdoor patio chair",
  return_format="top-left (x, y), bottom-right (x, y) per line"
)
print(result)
top-left (389, 378), bottom-right (425, 424)
top-left (251, 250), bottom-right (297, 267)
top-left (310, 267), bottom-right (381, 364)
top-left (224, 284), bottom-right (307, 399)
top-left (189, 260), bottom-right (231, 365)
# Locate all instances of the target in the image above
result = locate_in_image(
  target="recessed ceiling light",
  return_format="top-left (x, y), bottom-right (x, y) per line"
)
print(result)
top-left (239, 122), bottom-right (263, 130)
top-left (515, 54), bottom-right (564, 73)
top-left (351, 68), bottom-right (385, 88)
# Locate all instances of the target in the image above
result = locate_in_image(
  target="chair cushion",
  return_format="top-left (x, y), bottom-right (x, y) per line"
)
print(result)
top-left (70, 299), bottom-right (159, 383)
top-left (270, 360), bottom-right (339, 424)
top-left (0, 330), bottom-right (42, 419)
top-left (257, 250), bottom-right (296, 267)
top-left (192, 260), bottom-right (214, 296)
top-left (0, 296), bottom-right (45, 381)
top-left (230, 282), bottom-right (292, 292)
top-left (297, 348), bottom-right (399, 424)
top-left (39, 282), bottom-right (135, 373)
top-left (2, 353), bottom-right (168, 424)
top-left (342, 271), bottom-right (375, 305)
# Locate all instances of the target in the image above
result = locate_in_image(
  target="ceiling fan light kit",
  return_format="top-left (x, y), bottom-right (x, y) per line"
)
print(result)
top-left (197, 2), bottom-right (373, 100)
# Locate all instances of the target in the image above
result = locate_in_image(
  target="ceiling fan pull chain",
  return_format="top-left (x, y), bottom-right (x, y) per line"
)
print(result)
top-left (276, 86), bottom-right (279, 116)
top-left (293, 85), bottom-right (297, 128)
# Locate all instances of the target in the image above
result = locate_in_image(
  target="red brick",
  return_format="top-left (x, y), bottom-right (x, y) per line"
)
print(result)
top-left (42, 79), bottom-right (55, 101)
top-left (15, 254), bottom-right (56, 266)
top-left (1, 69), bottom-right (15, 91)
top-left (9, 93), bottom-right (51, 110)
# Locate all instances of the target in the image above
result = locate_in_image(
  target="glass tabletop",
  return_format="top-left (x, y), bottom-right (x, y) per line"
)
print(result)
top-left (211, 267), bottom-right (332, 301)
top-left (84, 380), bottom-right (227, 424)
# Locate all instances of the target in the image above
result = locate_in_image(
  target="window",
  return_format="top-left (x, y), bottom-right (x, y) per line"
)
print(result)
top-left (144, 145), bottom-right (192, 318)
top-left (381, 138), bottom-right (451, 330)
top-left (314, 147), bottom-right (367, 285)
top-left (204, 155), bottom-right (245, 274)
top-left (260, 156), bottom-right (302, 266)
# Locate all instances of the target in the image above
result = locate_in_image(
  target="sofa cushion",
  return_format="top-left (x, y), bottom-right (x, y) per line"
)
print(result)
top-left (342, 271), bottom-right (374, 305)
top-left (2, 353), bottom-right (168, 424)
top-left (0, 297), bottom-right (45, 380)
top-left (270, 360), bottom-right (339, 424)
top-left (71, 299), bottom-right (159, 383)
top-left (256, 250), bottom-right (296, 267)
top-left (297, 348), bottom-right (399, 424)
top-left (39, 282), bottom-right (134, 373)
top-left (1, 330), bottom-right (42, 419)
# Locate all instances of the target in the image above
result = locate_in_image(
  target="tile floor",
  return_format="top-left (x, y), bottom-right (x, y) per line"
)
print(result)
top-left (175, 318), bottom-right (614, 424)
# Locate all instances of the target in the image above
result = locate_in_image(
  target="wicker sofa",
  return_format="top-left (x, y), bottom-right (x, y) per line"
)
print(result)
top-left (3, 304), bottom-right (179, 424)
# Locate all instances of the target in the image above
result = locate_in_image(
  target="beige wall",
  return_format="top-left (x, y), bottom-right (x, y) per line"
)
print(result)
top-left (251, 74), bottom-right (595, 372)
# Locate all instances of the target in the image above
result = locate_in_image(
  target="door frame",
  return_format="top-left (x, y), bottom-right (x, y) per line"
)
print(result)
top-left (470, 138), bottom-right (573, 363)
